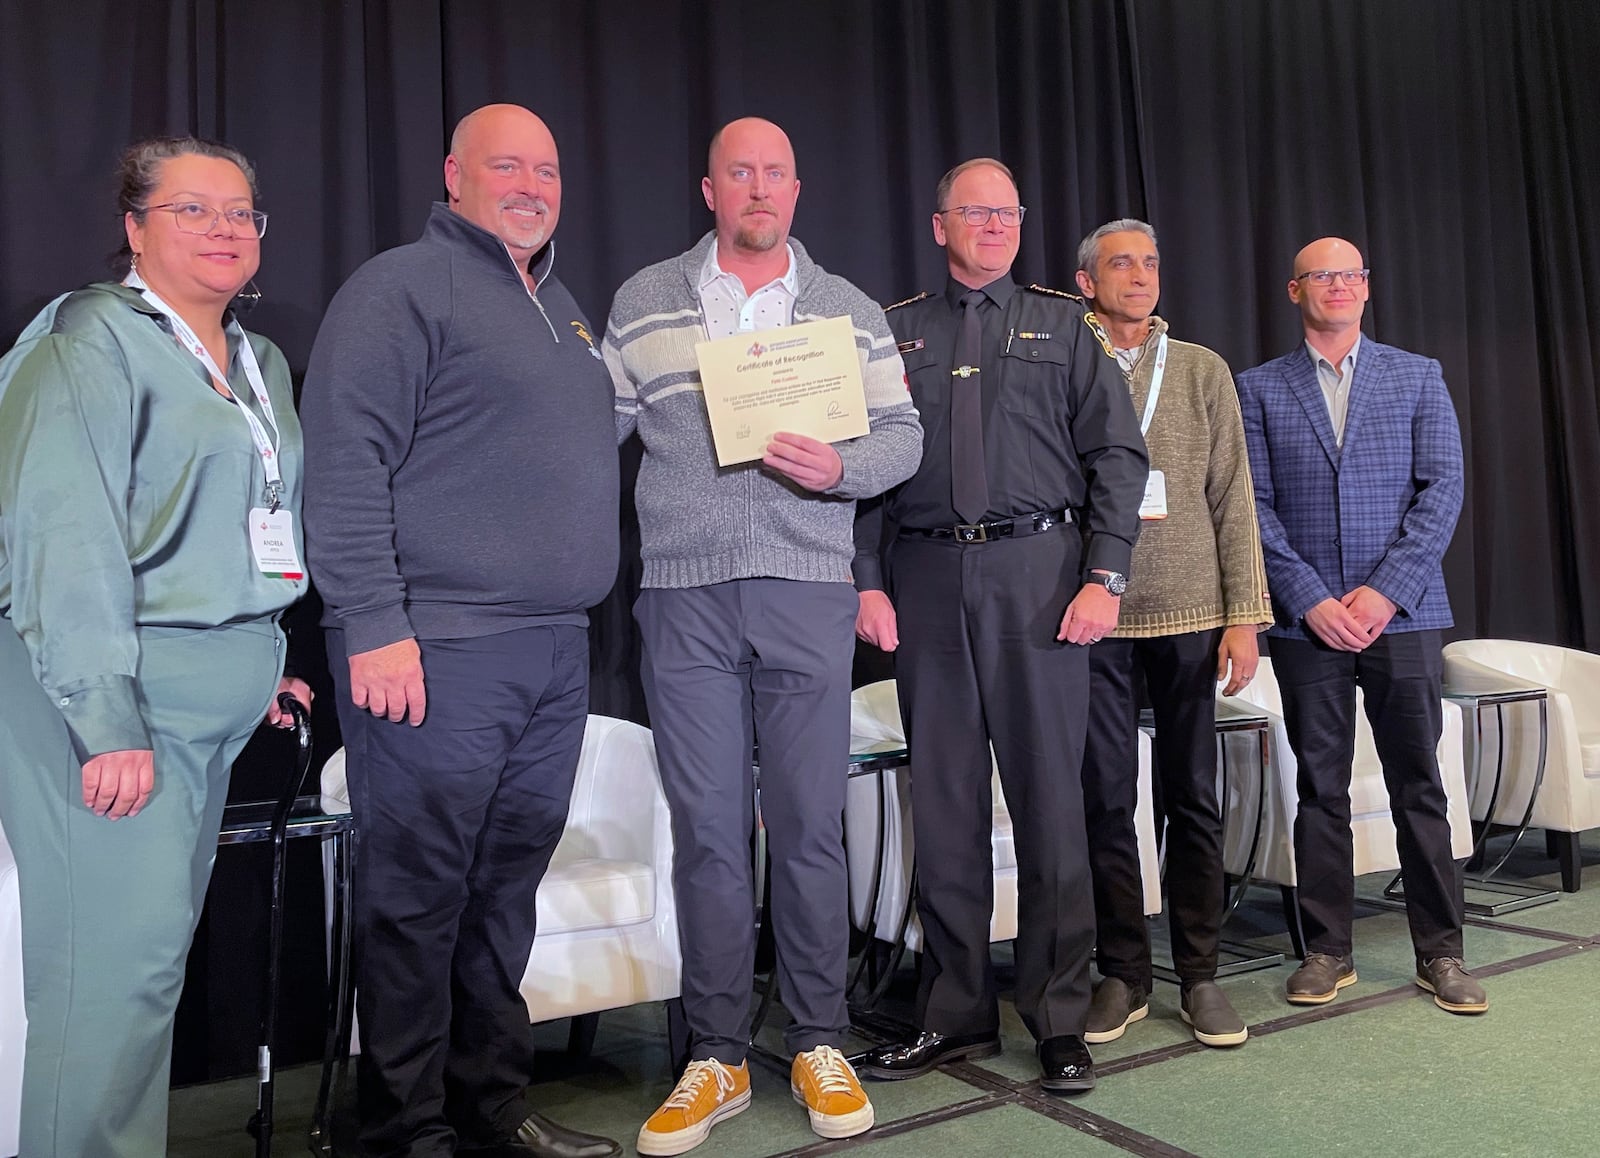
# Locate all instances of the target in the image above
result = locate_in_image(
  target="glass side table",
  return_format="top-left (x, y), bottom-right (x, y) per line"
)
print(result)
top-left (1383, 678), bottom-right (1556, 916)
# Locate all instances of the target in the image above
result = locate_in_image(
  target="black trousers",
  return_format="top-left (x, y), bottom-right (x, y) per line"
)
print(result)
top-left (330, 624), bottom-right (589, 1158)
top-left (1082, 628), bottom-right (1226, 988)
top-left (1271, 630), bottom-right (1463, 960)
top-left (891, 528), bottom-right (1094, 1042)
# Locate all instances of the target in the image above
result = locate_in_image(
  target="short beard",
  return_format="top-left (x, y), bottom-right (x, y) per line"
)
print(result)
top-left (734, 215), bottom-right (781, 253)
top-left (502, 197), bottom-right (550, 249)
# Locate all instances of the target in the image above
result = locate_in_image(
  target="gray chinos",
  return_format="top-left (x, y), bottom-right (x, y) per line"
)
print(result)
top-left (635, 578), bottom-right (857, 1063)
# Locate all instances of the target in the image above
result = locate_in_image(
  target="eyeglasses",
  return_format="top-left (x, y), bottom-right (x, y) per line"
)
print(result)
top-left (940, 204), bottom-right (1026, 228)
top-left (140, 201), bottom-right (269, 239)
top-left (1294, 268), bottom-right (1369, 286)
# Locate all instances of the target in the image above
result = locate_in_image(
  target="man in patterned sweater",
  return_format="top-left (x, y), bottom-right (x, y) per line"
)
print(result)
top-left (1073, 219), bottom-right (1272, 1050)
top-left (603, 117), bottom-right (922, 1156)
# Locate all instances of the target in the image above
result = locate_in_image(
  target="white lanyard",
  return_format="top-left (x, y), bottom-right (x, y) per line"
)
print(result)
top-left (1138, 333), bottom-right (1168, 437)
top-left (124, 271), bottom-right (285, 510)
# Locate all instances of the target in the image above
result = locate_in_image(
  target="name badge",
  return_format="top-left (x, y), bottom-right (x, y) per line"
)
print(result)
top-left (1139, 469), bottom-right (1168, 520)
top-left (249, 507), bottom-right (305, 579)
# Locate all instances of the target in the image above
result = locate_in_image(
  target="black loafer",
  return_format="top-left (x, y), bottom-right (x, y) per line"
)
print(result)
top-left (855, 1030), bottom-right (1001, 1080)
top-left (1038, 1034), bottom-right (1095, 1093)
top-left (457, 1110), bottom-right (622, 1158)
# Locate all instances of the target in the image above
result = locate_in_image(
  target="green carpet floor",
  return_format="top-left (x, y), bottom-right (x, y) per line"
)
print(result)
top-left (168, 829), bottom-right (1600, 1157)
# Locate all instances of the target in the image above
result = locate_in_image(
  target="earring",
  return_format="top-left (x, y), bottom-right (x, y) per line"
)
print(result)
top-left (129, 252), bottom-right (140, 270)
top-left (232, 279), bottom-right (263, 316)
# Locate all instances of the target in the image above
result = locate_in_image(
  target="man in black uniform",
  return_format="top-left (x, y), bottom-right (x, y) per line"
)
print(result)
top-left (853, 158), bottom-right (1147, 1092)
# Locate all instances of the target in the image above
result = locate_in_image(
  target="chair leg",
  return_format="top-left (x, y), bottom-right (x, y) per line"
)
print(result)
top-left (1550, 831), bottom-right (1582, 892)
top-left (566, 1012), bottom-right (600, 1058)
top-left (1280, 886), bottom-right (1307, 959)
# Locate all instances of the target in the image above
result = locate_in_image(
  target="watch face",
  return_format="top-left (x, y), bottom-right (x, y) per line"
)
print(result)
top-left (1104, 572), bottom-right (1128, 595)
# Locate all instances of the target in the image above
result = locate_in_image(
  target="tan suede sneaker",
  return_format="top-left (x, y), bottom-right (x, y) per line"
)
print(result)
top-left (637, 1058), bottom-right (751, 1156)
top-left (790, 1045), bottom-right (875, 1139)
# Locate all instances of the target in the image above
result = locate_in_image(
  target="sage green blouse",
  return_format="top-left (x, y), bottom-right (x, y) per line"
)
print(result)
top-left (0, 282), bottom-right (306, 761)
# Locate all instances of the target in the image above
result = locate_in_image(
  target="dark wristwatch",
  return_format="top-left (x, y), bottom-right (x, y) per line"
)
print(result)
top-left (1085, 570), bottom-right (1128, 596)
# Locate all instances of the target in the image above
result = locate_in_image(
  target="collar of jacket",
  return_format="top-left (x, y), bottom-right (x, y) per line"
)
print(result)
top-left (675, 230), bottom-right (819, 298)
top-left (423, 201), bottom-right (556, 286)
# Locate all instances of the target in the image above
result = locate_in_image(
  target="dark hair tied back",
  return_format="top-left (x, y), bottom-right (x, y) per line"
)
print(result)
top-left (113, 136), bottom-right (260, 273)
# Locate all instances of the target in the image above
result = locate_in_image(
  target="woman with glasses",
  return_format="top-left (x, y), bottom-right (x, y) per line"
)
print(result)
top-left (0, 136), bottom-right (310, 1157)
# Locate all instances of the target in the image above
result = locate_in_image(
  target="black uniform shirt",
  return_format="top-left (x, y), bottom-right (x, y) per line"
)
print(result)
top-left (854, 275), bottom-right (1148, 588)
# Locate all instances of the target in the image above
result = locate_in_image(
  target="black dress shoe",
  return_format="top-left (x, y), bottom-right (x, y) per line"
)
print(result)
top-left (456, 1110), bottom-right (622, 1158)
top-left (1037, 1034), bottom-right (1095, 1093)
top-left (856, 1030), bottom-right (1001, 1080)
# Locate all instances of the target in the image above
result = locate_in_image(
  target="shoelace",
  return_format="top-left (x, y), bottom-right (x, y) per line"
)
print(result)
top-left (801, 1046), bottom-right (858, 1096)
top-left (664, 1059), bottom-right (735, 1110)
top-left (1423, 957), bottom-right (1470, 974)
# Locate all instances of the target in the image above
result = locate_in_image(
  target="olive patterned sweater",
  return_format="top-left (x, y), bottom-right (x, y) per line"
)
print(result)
top-left (1110, 316), bottom-right (1271, 638)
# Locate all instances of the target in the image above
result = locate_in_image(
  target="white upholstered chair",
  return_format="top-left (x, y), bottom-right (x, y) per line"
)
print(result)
top-left (0, 823), bottom-right (22, 1158)
top-left (1441, 639), bottom-right (1600, 890)
top-left (844, 679), bottom-right (1160, 953)
top-left (320, 714), bottom-right (681, 1047)
top-left (1218, 656), bottom-right (1473, 949)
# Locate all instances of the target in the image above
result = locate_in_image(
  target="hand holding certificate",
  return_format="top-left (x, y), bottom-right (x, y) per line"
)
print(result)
top-left (695, 315), bottom-right (870, 466)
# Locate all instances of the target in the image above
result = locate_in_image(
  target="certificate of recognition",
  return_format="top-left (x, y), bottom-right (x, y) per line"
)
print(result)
top-left (695, 315), bottom-right (870, 466)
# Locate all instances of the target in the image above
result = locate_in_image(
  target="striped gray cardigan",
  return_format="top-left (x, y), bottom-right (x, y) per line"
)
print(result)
top-left (604, 232), bottom-right (923, 590)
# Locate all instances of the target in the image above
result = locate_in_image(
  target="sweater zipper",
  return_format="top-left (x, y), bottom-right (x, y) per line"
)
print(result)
top-left (506, 242), bottom-right (560, 342)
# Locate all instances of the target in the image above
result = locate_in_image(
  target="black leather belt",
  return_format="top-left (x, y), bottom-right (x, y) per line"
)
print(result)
top-left (900, 508), bottom-right (1073, 544)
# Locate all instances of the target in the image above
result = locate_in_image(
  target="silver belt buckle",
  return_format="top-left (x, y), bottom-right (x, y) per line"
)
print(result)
top-left (954, 523), bottom-right (987, 543)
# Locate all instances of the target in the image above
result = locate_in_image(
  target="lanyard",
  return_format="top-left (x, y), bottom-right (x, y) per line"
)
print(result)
top-left (1138, 333), bottom-right (1168, 437)
top-left (124, 271), bottom-right (284, 510)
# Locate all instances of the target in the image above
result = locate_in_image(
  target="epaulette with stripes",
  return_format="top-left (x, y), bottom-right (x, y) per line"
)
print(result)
top-left (1026, 283), bottom-right (1085, 302)
top-left (884, 291), bottom-right (931, 312)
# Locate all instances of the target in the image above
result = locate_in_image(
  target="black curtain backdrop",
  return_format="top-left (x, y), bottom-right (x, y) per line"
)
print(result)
top-left (2, 0), bottom-right (1596, 1079)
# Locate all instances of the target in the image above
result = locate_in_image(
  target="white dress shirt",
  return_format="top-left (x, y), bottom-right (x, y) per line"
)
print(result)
top-left (697, 242), bottom-right (799, 339)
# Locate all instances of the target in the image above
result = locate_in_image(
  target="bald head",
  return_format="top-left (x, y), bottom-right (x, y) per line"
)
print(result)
top-left (1293, 236), bottom-right (1365, 280)
top-left (707, 117), bottom-right (794, 177)
top-left (444, 103), bottom-right (562, 261)
top-left (703, 117), bottom-right (801, 258)
top-left (450, 104), bottom-right (551, 159)
top-left (1288, 236), bottom-right (1370, 338)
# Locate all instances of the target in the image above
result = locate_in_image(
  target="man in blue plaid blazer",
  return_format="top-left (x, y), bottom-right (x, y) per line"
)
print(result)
top-left (1236, 237), bottom-right (1486, 1016)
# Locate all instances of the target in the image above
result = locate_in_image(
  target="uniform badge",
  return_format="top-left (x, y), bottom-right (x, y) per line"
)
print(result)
top-left (896, 338), bottom-right (925, 354)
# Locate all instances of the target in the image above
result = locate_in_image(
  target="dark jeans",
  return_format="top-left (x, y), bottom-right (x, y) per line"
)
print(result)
top-left (1271, 630), bottom-right (1463, 959)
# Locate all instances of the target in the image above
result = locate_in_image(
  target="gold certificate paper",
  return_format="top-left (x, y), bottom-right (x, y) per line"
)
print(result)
top-left (694, 315), bottom-right (871, 466)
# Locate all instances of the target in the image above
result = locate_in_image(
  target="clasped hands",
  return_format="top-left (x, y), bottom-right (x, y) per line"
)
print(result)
top-left (1304, 585), bottom-right (1397, 652)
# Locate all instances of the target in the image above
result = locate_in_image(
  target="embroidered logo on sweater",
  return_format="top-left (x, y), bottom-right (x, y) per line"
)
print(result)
top-left (571, 320), bottom-right (603, 359)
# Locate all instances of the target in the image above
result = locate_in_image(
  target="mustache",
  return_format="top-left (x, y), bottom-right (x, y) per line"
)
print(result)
top-left (500, 196), bottom-right (549, 213)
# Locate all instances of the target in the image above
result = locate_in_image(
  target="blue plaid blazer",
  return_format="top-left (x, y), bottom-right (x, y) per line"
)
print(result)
top-left (1235, 338), bottom-right (1463, 639)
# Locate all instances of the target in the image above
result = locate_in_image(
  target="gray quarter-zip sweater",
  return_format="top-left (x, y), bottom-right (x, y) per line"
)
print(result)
top-left (301, 204), bottom-right (619, 654)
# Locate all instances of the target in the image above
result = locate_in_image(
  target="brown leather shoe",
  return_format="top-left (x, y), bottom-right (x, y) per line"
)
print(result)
top-left (1285, 952), bottom-right (1357, 1005)
top-left (1415, 957), bottom-right (1488, 1014)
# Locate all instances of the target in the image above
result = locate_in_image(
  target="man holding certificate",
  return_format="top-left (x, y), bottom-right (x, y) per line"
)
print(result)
top-left (603, 117), bottom-right (922, 1155)
top-left (853, 159), bottom-right (1146, 1093)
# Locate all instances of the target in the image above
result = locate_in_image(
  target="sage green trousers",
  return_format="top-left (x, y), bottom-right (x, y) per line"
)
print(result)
top-left (0, 617), bottom-right (281, 1158)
